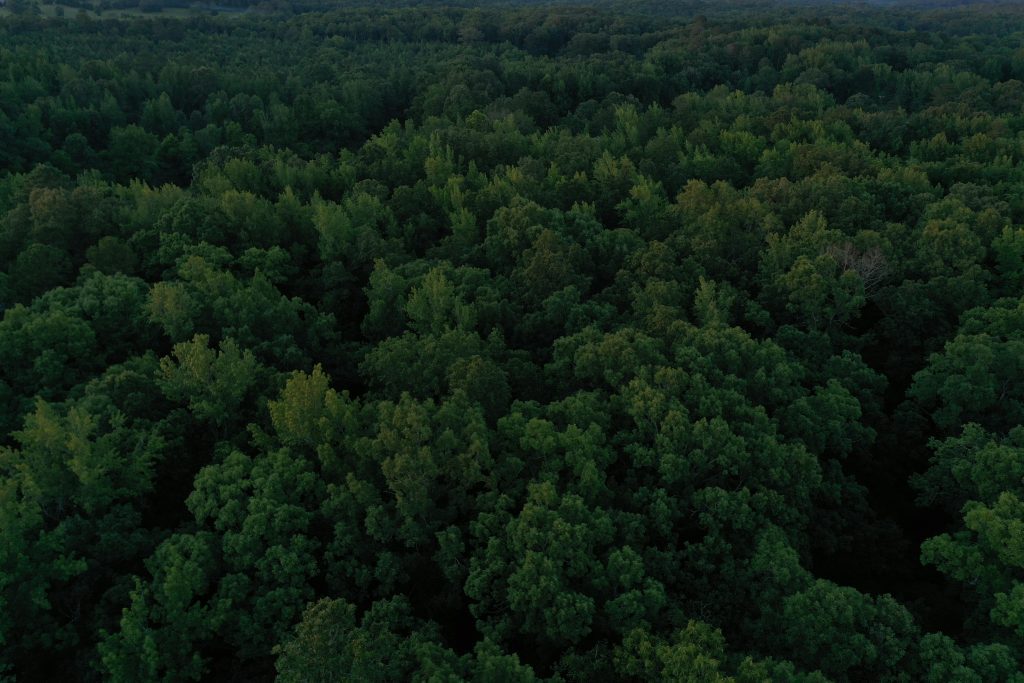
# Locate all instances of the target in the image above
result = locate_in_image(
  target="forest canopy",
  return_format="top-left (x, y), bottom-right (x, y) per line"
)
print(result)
top-left (3, 1), bottom-right (1024, 681)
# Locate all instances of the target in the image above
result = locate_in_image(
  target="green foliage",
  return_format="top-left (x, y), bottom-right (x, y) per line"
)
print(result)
top-left (275, 596), bottom-right (539, 682)
top-left (3, 2), bottom-right (1024, 681)
top-left (1, 397), bottom-right (164, 677)
top-left (157, 334), bottom-right (262, 427)
top-left (911, 297), bottom-right (1024, 433)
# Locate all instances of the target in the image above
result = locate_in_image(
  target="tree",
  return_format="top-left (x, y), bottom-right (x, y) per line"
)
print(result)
top-left (7, 0), bottom-right (42, 15)
top-left (157, 334), bottom-right (263, 428)
top-left (915, 426), bottom-right (1024, 665)
top-left (105, 126), bottom-right (160, 181)
top-left (910, 297), bottom-right (1024, 434)
top-left (1, 396), bottom-right (164, 678)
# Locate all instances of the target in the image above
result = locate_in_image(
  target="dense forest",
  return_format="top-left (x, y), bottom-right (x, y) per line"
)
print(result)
top-left (2, 1), bottom-right (1024, 680)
